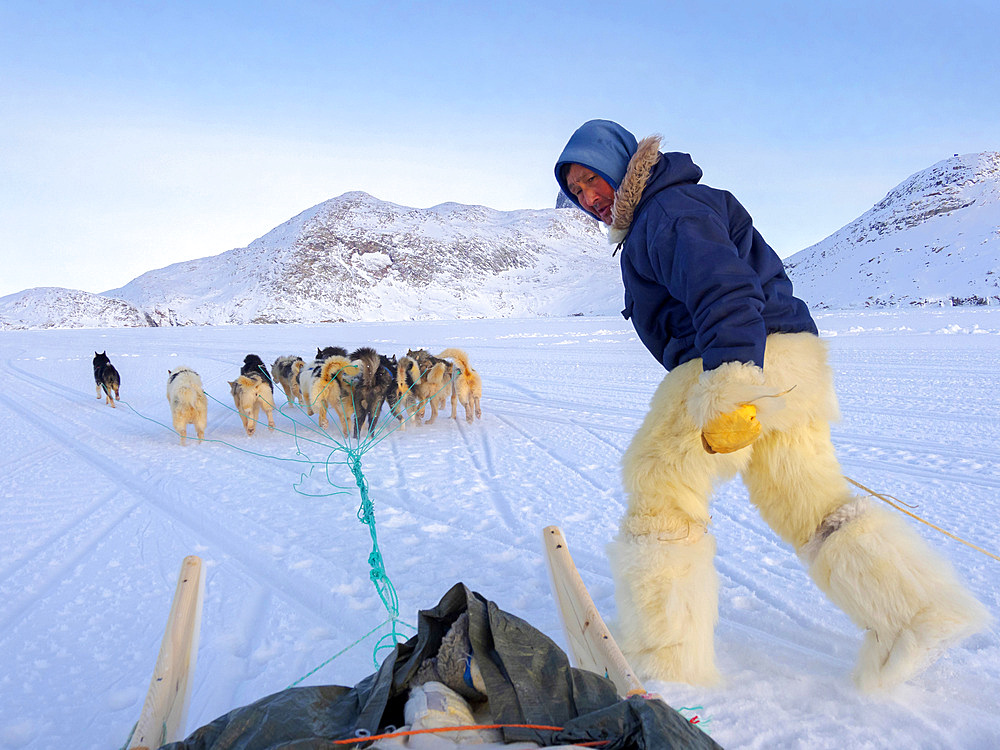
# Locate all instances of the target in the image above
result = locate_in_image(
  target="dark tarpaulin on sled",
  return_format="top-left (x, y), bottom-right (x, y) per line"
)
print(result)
top-left (161, 582), bottom-right (721, 749)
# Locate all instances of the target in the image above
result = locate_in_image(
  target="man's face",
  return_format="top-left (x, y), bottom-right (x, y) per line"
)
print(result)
top-left (565, 164), bottom-right (615, 225)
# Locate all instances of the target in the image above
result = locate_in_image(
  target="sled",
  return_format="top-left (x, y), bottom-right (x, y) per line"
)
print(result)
top-left (128, 555), bottom-right (205, 750)
top-left (542, 525), bottom-right (646, 698)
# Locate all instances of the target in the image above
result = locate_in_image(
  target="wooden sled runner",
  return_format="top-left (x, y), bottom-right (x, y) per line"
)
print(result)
top-left (128, 555), bottom-right (205, 750)
top-left (542, 525), bottom-right (647, 698)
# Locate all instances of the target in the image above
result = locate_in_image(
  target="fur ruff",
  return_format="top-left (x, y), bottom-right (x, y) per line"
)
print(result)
top-left (608, 135), bottom-right (662, 246)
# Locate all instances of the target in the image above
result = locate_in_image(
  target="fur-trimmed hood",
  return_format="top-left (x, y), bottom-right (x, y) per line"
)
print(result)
top-left (555, 119), bottom-right (638, 203)
top-left (557, 120), bottom-right (815, 374)
top-left (608, 135), bottom-right (661, 244)
top-left (609, 137), bottom-right (704, 245)
top-left (555, 122), bottom-right (703, 246)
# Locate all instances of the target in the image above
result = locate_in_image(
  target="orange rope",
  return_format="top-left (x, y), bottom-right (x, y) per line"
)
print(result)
top-left (330, 723), bottom-right (580, 746)
top-left (330, 709), bottom-right (705, 745)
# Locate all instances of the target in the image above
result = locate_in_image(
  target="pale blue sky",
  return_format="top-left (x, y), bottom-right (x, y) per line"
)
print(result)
top-left (1, 0), bottom-right (997, 297)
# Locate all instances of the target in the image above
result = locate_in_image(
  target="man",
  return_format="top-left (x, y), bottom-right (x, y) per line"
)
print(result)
top-left (555, 119), bottom-right (988, 691)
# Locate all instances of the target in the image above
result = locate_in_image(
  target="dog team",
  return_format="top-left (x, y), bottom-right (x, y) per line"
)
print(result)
top-left (95, 347), bottom-right (482, 445)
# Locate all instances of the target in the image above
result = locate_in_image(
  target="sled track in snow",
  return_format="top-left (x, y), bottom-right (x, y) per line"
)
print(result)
top-left (489, 391), bottom-right (645, 428)
top-left (0, 364), bottom-right (388, 638)
top-left (835, 453), bottom-right (1000, 492)
top-left (451, 419), bottom-right (519, 531)
top-left (492, 412), bottom-right (610, 496)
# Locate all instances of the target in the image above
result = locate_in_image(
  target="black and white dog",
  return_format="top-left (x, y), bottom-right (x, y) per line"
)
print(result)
top-left (93, 351), bottom-right (121, 408)
top-left (241, 354), bottom-right (274, 397)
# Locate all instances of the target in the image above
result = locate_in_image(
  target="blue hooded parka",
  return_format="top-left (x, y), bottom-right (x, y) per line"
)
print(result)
top-left (556, 120), bottom-right (817, 372)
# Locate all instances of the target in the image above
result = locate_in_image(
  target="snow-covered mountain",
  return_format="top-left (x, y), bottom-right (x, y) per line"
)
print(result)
top-left (104, 191), bottom-right (626, 326)
top-left (0, 286), bottom-right (154, 330)
top-left (785, 152), bottom-right (1000, 308)
top-left (1, 192), bottom-right (620, 329)
top-left (4, 152), bottom-right (999, 330)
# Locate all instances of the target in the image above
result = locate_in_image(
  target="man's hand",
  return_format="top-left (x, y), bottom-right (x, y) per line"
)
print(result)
top-left (701, 403), bottom-right (760, 454)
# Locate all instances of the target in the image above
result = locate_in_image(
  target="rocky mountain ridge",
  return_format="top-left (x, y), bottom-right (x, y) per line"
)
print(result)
top-left (1, 193), bottom-right (620, 329)
top-left (785, 152), bottom-right (1000, 308)
top-left (2, 152), bottom-right (998, 329)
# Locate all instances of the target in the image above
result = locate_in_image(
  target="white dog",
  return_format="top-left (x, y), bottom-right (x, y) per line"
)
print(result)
top-left (166, 367), bottom-right (207, 445)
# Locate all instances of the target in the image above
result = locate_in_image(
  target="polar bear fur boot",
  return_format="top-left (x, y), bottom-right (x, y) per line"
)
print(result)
top-left (802, 498), bottom-right (990, 692)
top-left (607, 527), bottom-right (721, 686)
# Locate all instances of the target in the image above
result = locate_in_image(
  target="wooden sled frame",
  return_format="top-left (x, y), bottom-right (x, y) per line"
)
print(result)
top-left (128, 555), bottom-right (205, 750)
top-left (121, 536), bottom-right (637, 748)
top-left (542, 525), bottom-right (647, 698)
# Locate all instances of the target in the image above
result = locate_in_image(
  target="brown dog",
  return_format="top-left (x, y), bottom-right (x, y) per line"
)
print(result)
top-left (406, 349), bottom-right (452, 425)
top-left (350, 347), bottom-right (394, 437)
top-left (228, 372), bottom-right (276, 436)
top-left (299, 354), bottom-right (359, 435)
top-left (391, 355), bottom-right (422, 429)
top-left (436, 348), bottom-right (482, 423)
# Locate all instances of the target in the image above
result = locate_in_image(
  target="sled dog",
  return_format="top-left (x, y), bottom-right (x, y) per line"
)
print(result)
top-left (93, 351), bottom-right (121, 407)
top-left (391, 355), bottom-right (423, 429)
top-left (381, 354), bottom-right (403, 425)
top-left (271, 355), bottom-right (306, 405)
top-left (407, 348), bottom-right (452, 425)
top-left (350, 347), bottom-right (394, 437)
top-left (437, 348), bottom-right (482, 423)
top-left (241, 354), bottom-right (274, 394)
top-left (166, 367), bottom-right (207, 445)
top-left (228, 372), bottom-right (276, 436)
top-left (298, 354), bottom-right (359, 434)
top-left (316, 346), bottom-right (348, 361)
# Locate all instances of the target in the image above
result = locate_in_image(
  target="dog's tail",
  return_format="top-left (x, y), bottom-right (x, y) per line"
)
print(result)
top-left (172, 374), bottom-right (206, 408)
top-left (321, 355), bottom-right (357, 384)
top-left (228, 375), bottom-right (257, 408)
top-left (436, 348), bottom-right (473, 377)
top-left (425, 361), bottom-right (447, 386)
top-left (235, 374), bottom-right (258, 390)
top-left (350, 347), bottom-right (380, 387)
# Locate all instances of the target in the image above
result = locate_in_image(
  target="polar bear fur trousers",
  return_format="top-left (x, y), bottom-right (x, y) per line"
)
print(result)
top-left (608, 332), bottom-right (989, 691)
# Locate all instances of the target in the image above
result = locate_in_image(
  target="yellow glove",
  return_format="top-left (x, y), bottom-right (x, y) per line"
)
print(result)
top-left (701, 403), bottom-right (761, 454)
